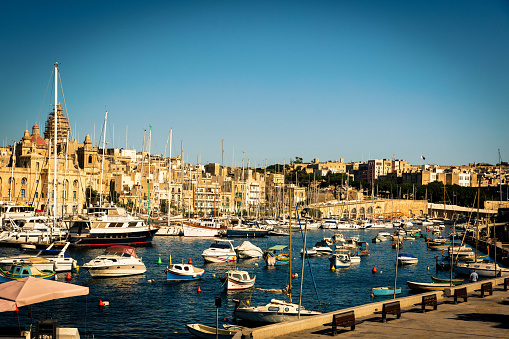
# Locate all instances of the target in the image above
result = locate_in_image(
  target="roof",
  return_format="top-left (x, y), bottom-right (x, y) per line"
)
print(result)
top-left (269, 245), bottom-right (288, 250)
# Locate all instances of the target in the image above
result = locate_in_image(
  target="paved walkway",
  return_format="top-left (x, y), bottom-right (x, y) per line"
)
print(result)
top-left (276, 288), bottom-right (509, 338)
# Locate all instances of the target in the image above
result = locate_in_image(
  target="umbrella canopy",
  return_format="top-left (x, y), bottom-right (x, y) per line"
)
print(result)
top-left (0, 277), bottom-right (88, 311)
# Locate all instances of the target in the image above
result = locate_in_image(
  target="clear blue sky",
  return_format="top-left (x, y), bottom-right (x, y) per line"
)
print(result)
top-left (1, 0), bottom-right (508, 167)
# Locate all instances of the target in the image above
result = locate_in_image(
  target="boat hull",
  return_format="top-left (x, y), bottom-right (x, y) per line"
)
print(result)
top-left (69, 229), bottom-right (157, 247)
top-left (202, 255), bottom-right (236, 263)
top-left (165, 265), bottom-right (205, 281)
top-left (406, 281), bottom-right (451, 291)
top-left (226, 229), bottom-right (268, 238)
top-left (372, 287), bottom-right (401, 296)
top-left (85, 264), bottom-right (147, 277)
top-left (186, 324), bottom-right (238, 339)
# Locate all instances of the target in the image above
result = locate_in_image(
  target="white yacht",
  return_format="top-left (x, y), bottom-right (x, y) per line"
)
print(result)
top-left (0, 215), bottom-right (67, 245)
top-left (0, 242), bottom-right (76, 272)
top-left (201, 239), bottom-right (237, 263)
top-left (82, 245), bottom-right (146, 277)
top-left (67, 204), bottom-right (157, 247)
top-left (329, 252), bottom-right (351, 268)
top-left (182, 218), bottom-right (226, 237)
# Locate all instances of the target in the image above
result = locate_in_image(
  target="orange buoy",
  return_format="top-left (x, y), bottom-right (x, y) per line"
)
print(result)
top-left (99, 299), bottom-right (105, 307)
top-left (197, 286), bottom-right (201, 293)
top-left (223, 318), bottom-right (227, 321)
top-left (66, 273), bottom-right (72, 280)
top-left (15, 306), bottom-right (19, 312)
top-left (372, 266), bottom-right (377, 274)
top-left (188, 258), bottom-right (193, 264)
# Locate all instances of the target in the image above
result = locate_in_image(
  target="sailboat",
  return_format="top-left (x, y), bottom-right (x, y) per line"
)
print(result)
top-left (233, 204), bottom-right (321, 323)
top-left (454, 184), bottom-right (509, 277)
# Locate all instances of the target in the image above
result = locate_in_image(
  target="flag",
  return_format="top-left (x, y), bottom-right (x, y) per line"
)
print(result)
top-left (420, 155), bottom-right (426, 160)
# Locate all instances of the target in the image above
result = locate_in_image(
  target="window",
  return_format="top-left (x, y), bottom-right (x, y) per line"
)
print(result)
top-left (8, 189), bottom-right (11, 197)
top-left (20, 189), bottom-right (25, 198)
top-left (34, 192), bottom-right (38, 198)
top-left (8, 177), bottom-right (13, 185)
top-left (21, 178), bottom-right (27, 185)
top-left (88, 155), bottom-right (92, 164)
top-left (73, 191), bottom-right (77, 200)
top-left (73, 180), bottom-right (78, 187)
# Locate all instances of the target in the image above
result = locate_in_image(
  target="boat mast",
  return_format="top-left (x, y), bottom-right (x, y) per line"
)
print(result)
top-left (147, 125), bottom-right (152, 225)
top-left (288, 183), bottom-right (292, 303)
top-left (53, 62), bottom-right (58, 224)
top-left (99, 111), bottom-right (108, 206)
top-left (10, 142), bottom-right (15, 202)
top-left (167, 129), bottom-right (172, 227)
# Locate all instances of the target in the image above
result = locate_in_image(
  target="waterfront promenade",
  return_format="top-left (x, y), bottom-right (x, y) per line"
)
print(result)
top-left (241, 277), bottom-right (509, 339)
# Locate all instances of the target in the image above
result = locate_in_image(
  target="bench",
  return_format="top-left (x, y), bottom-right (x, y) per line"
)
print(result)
top-left (323, 311), bottom-right (364, 335)
top-left (475, 282), bottom-right (493, 297)
top-left (374, 301), bottom-right (408, 323)
top-left (453, 287), bottom-right (473, 304)
top-left (414, 294), bottom-right (443, 313)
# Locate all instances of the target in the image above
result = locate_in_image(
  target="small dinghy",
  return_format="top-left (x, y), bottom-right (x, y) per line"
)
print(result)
top-left (185, 323), bottom-right (239, 339)
top-left (372, 286), bottom-right (401, 296)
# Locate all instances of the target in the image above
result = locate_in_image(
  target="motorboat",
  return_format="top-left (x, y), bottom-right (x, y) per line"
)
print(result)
top-left (0, 263), bottom-right (56, 283)
top-left (356, 241), bottom-right (370, 256)
top-left (0, 242), bottom-right (76, 272)
top-left (220, 269), bottom-right (256, 290)
top-left (67, 204), bottom-right (157, 247)
top-left (233, 298), bottom-right (321, 323)
top-left (454, 262), bottom-right (509, 277)
top-left (263, 245), bottom-right (290, 266)
top-left (329, 252), bottom-right (351, 268)
top-left (201, 240), bottom-right (237, 263)
top-left (165, 263), bottom-right (205, 281)
top-left (82, 245), bottom-right (146, 277)
top-left (397, 254), bottom-right (418, 265)
top-left (300, 247), bottom-right (318, 257)
top-left (235, 241), bottom-right (263, 259)
top-left (0, 215), bottom-right (67, 245)
top-left (312, 240), bottom-right (333, 255)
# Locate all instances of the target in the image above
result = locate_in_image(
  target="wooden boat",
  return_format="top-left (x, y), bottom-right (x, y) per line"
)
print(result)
top-left (165, 263), bottom-right (205, 281)
top-left (220, 269), bottom-right (255, 290)
top-left (263, 245), bottom-right (290, 266)
top-left (430, 276), bottom-right (464, 285)
top-left (372, 286), bottom-right (401, 296)
top-left (406, 281), bottom-right (451, 291)
top-left (185, 323), bottom-right (239, 339)
top-left (0, 263), bottom-right (56, 283)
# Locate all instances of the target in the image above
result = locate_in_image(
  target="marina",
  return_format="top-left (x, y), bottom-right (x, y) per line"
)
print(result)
top-left (0, 226), bottom-right (504, 338)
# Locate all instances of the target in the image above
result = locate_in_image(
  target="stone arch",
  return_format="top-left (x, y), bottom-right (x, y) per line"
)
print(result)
top-left (351, 208), bottom-right (357, 220)
top-left (359, 207), bottom-right (365, 219)
top-left (342, 208), bottom-right (349, 219)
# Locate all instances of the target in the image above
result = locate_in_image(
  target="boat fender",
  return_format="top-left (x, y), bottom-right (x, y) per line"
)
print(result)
top-left (72, 261), bottom-right (77, 269)
top-left (427, 266), bottom-right (429, 270)
top-left (53, 262), bottom-right (59, 269)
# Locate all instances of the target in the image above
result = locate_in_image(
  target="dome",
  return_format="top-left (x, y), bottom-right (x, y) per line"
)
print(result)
top-left (30, 123), bottom-right (46, 146)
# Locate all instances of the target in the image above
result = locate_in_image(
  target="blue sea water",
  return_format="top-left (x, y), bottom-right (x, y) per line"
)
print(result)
top-left (0, 227), bottom-right (466, 338)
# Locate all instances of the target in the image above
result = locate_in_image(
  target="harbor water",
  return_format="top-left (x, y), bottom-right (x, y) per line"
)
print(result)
top-left (0, 226), bottom-right (471, 338)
